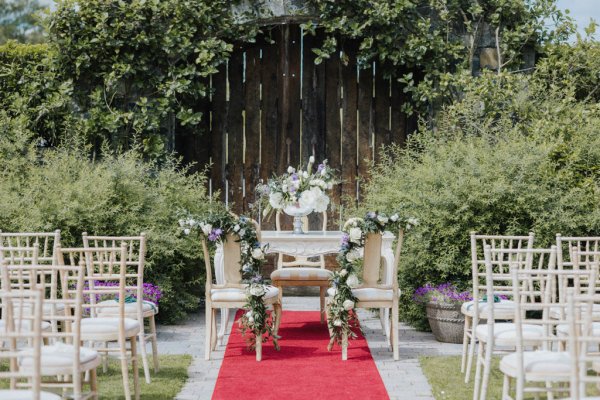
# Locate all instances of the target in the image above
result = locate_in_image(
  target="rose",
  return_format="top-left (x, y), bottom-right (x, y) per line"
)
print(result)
top-left (345, 248), bottom-right (361, 263)
top-left (251, 248), bottom-right (264, 260)
top-left (343, 217), bottom-right (363, 231)
top-left (343, 299), bottom-right (355, 311)
top-left (377, 215), bottom-right (389, 224)
top-left (346, 274), bottom-right (360, 288)
top-left (183, 228), bottom-right (190, 235)
top-left (348, 227), bottom-right (362, 244)
top-left (287, 166), bottom-right (295, 174)
top-left (390, 214), bottom-right (399, 222)
top-left (269, 192), bottom-right (284, 209)
top-left (249, 284), bottom-right (266, 297)
top-left (313, 193), bottom-right (330, 213)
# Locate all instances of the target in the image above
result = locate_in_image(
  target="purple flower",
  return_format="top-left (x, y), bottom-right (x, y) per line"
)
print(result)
top-left (317, 164), bottom-right (324, 172)
top-left (367, 212), bottom-right (376, 219)
top-left (341, 233), bottom-right (349, 246)
top-left (413, 282), bottom-right (473, 305)
top-left (291, 173), bottom-right (299, 181)
top-left (208, 228), bottom-right (222, 242)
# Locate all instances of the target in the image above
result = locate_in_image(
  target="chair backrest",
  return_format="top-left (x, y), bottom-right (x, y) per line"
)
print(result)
top-left (0, 231), bottom-right (61, 265)
top-left (360, 229), bottom-right (404, 289)
top-left (556, 235), bottom-right (600, 302)
top-left (0, 287), bottom-right (44, 398)
top-left (566, 291), bottom-right (600, 399)
top-left (202, 219), bottom-right (261, 294)
top-left (275, 211), bottom-right (327, 269)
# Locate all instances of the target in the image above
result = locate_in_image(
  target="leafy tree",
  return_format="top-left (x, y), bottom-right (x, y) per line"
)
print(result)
top-left (0, 0), bottom-right (46, 44)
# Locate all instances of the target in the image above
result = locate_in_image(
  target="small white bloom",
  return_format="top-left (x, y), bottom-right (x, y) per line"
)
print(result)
top-left (408, 217), bottom-right (419, 226)
top-left (282, 184), bottom-right (288, 193)
top-left (309, 155), bottom-right (315, 164)
top-left (390, 214), bottom-right (399, 222)
top-left (343, 299), bottom-right (355, 311)
top-left (333, 319), bottom-right (343, 327)
top-left (346, 249), bottom-right (361, 263)
top-left (242, 264), bottom-right (252, 273)
top-left (248, 315), bottom-right (254, 323)
top-left (346, 274), bottom-right (360, 288)
top-left (313, 193), bottom-right (330, 213)
top-left (269, 192), bottom-right (284, 209)
top-left (251, 248), bottom-right (264, 260)
top-left (183, 228), bottom-right (191, 235)
top-left (245, 311), bottom-right (252, 319)
top-left (200, 223), bottom-right (212, 236)
top-left (343, 218), bottom-right (363, 231)
top-left (249, 285), bottom-right (266, 297)
top-left (321, 168), bottom-right (327, 177)
top-left (302, 171), bottom-right (309, 179)
top-left (377, 215), bottom-right (389, 224)
top-left (287, 166), bottom-right (295, 174)
top-left (348, 227), bottom-right (362, 244)
top-left (233, 224), bottom-right (240, 232)
top-left (339, 269), bottom-right (348, 277)
top-left (178, 219), bottom-right (185, 227)
top-left (239, 229), bottom-right (246, 236)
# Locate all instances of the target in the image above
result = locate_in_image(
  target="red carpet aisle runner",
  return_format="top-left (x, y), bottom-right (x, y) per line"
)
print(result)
top-left (212, 311), bottom-right (389, 400)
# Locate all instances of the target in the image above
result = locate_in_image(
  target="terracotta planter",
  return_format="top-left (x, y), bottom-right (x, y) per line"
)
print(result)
top-left (425, 302), bottom-right (465, 344)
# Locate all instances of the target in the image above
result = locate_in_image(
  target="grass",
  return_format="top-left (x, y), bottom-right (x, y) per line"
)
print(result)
top-left (1, 354), bottom-right (192, 399)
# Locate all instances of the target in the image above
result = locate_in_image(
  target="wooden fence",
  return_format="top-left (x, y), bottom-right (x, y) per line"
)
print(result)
top-left (176, 24), bottom-right (416, 230)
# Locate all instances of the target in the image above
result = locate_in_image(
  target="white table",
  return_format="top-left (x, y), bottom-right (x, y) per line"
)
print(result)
top-left (215, 230), bottom-right (397, 343)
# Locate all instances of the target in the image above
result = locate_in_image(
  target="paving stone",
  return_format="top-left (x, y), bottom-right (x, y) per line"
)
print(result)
top-left (156, 296), bottom-right (462, 399)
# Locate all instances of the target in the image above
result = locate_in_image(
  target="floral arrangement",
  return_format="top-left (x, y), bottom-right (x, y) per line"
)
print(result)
top-left (327, 211), bottom-right (418, 350)
top-left (259, 156), bottom-right (338, 218)
top-left (413, 283), bottom-right (472, 305)
top-left (179, 211), bottom-right (278, 350)
top-left (82, 281), bottom-right (162, 315)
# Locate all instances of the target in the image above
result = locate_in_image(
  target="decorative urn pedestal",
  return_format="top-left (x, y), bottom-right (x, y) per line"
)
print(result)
top-left (425, 302), bottom-right (465, 344)
top-left (283, 203), bottom-right (313, 234)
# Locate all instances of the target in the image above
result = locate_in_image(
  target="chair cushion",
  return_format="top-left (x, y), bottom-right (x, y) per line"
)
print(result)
top-left (556, 321), bottom-right (600, 336)
top-left (475, 322), bottom-right (545, 345)
top-left (80, 317), bottom-right (140, 341)
top-left (500, 351), bottom-right (571, 380)
top-left (12, 302), bottom-right (65, 318)
top-left (0, 390), bottom-right (62, 400)
top-left (95, 299), bottom-right (158, 317)
top-left (20, 343), bottom-right (100, 375)
top-left (211, 286), bottom-right (279, 302)
top-left (327, 287), bottom-right (399, 302)
top-left (0, 320), bottom-right (51, 332)
top-left (271, 268), bottom-right (333, 281)
top-left (461, 299), bottom-right (515, 319)
top-left (550, 304), bottom-right (600, 320)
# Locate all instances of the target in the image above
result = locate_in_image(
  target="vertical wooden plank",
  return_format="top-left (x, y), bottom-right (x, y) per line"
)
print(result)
top-left (211, 64), bottom-right (228, 202)
top-left (260, 29), bottom-right (281, 230)
top-left (390, 77), bottom-right (407, 147)
top-left (374, 63), bottom-right (391, 164)
top-left (324, 47), bottom-right (342, 229)
top-left (357, 64), bottom-right (374, 200)
top-left (278, 24), bottom-right (302, 172)
top-left (244, 44), bottom-right (262, 216)
top-left (228, 49), bottom-right (244, 213)
top-left (341, 43), bottom-right (358, 208)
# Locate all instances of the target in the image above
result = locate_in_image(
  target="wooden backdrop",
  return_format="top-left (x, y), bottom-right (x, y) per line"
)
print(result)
top-left (177, 24), bottom-right (416, 230)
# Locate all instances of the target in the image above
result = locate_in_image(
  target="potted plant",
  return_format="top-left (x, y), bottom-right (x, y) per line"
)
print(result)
top-left (414, 283), bottom-right (472, 343)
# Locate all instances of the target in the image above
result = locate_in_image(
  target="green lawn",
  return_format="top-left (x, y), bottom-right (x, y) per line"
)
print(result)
top-left (1, 355), bottom-right (192, 399)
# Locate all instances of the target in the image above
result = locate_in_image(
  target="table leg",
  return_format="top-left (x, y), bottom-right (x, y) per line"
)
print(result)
top-left (214, 247), bottom-right (229, 345)
top-left (381, 248), bottom-right (395, 345)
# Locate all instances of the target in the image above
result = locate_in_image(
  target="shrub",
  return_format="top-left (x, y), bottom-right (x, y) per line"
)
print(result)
top-left (0, 117), bottom-right (212, 322)
top-left (360, 64), bottom-right (600, 329)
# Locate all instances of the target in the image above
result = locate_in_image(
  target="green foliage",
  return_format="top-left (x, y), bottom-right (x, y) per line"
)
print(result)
top-left (359, 43), bottom-right (600, 329)
top-left (305, 0), bottom-right (574, 113)
top-left (47, 0), bottom-right (259, 155)
top-left (0, 0), bottom-right (47, 44)
top-left (0, 114), bottom-right (212, 322)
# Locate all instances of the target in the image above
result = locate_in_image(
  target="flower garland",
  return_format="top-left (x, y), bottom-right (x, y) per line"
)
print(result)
top-left (327, 211), bottom-right (418, 350)
top-left (179, 211), bottom-right (278, 350)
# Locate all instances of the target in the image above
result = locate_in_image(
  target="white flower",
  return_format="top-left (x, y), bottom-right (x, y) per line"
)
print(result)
top-left (333, 319), bottom-right (343, 327)
top-left (348, 227), bottom-right (362, 244)
top-left (233, 224), bottom-right (240, 232)
top-left (183, 228), bottom-right (191, 235)
top-left (390, 214), bottom-right (399, 222)
top-left (377, 215), bottom-right (389, 224)
top-left (339, 269), bottom-right (348, 277)
top-left (346, 274), bottom-right (360, 288)
top-left (343, 218), bottom-right (363, 231)
top-left (249, 285), bottom-right (266, 297)
top-left (309, 155), bottom-right (315, 164)
top-left (343, 299), bottom-right (355, 311)
top-left (287, 166), bottom-right (295, 174)
top-left (302, 171), bottom-right (309, 179)
top-left (321, 169), bottom-right (327, 177)
top-left (313, 193), bottom-right (330, 213)
top-left (346, 248), bottom-right (361, 263)
top-left (199, 223), bottom-right (212, 236)
top-left (251, 248), bottom-right (264, 260)
top-left (242, 264), bottom-right (252, 273)
top-left (178, 219), bottom-right (185, 227)
top-left (269, 192), bottom-right (284, 209)
top-left (239, 229), bottom-right (246, 236)
top-left (282, 184), bottom-right (288, 193)
top-left (408, 217), bottom-right (419, 226)
top-left (299, 187), bottom-right (323, 210)
top-left (246, 311), bottom-right (255, 324)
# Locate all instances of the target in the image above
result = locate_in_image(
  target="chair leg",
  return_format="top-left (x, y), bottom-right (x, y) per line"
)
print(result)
top-left (255, 334), bottom-right (262, 362)
top-left (138, 327), bottom-right (151, 384)
top-left (479, 340), bottom-right (493, 400)
top-left (392, 303), bottom-right (399, 361)
top-left (218, 307), bottom-right (229, 346)
top-left (465, 325), bottom-right (477, 383)
top-left (502, 375), bottom-right (510, 400)
top-left (90, 367), bottom-right (98, 400)
top-left (131, 335), bottom-right (140, 400)
top-left (149, 313), bottom-right (160, 373)
top-left (119, 337), bottom-right (132, 400)
top-left (319, 286), bottom-right (326, 324)
top-left (211, 309), bottom-right (218, 351)
top-left (472, 341), bottom-right (484, 400)
top-left (205, 305), bottom-right (213, 361)
top-left (102, 342), bottom-right (109, 373)
top-left (273, 303), bottom-right (282, 338)
top-left (342, 330), bottom-right (348, 361)
top-left (461, 315), bottom-right (471, 373)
